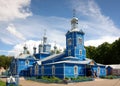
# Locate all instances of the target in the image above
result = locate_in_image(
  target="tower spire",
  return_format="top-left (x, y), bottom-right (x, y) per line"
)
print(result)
top-left (23, 43), bottom-right (27, 54)
top-left (54, 41), bottom-right (57, 54)
top-left (43, 29), bottom-right (47, 44)
top-left (71, 9), bottom-right (78, 31)
top-left (44, 29), bottom-right (46, 37)
top-left (73, 9), bottom-right (76, 17)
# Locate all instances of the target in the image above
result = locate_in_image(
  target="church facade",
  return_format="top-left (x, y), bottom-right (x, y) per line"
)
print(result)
top-left (9, 16), bottom-right (106, 79)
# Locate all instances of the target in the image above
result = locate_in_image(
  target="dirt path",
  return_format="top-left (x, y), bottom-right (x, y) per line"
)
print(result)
top-left (1, 78), bottom-right (120, 86)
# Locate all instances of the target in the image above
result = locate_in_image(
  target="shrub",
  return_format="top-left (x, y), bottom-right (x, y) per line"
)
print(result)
top-left (100, 75), bottom-right (118, 79)
top-left (41, 76), bottom-right (62, 83)
top-left (71, 76), bottom-right (93, 82)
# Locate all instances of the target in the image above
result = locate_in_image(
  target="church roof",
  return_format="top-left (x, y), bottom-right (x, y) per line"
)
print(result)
top-left (15, 54), bottom-right (36, 59)
top-left (36, 60), bottom-right (41, 65)
top-left (62, 56), bottom-right (80, 61)
top-left (41, 53), bottom-right (65, 62)
top-left (44, 58), bottom-right (93, 65)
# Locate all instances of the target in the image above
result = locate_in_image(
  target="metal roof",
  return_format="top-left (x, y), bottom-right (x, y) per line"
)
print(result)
top-left (41, 53), bottom-right (65, 61)
top-left (44, 58), bottom-right (92, 65)
top-left (106, 64), bottom-right (120, 69)
top-left (36, 60), bottom-right (41, 65)
top-left (15, 54), bottom-right (36, 59)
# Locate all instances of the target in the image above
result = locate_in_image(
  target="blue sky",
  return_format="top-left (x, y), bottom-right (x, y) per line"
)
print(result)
top-left (0, 0), bottom-right (120, 56)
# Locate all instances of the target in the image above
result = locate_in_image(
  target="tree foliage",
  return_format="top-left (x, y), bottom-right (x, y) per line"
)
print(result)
top-left (0, 55), bottom-right (13, 69)
top-left (86, 38), bottom-right (120, 64)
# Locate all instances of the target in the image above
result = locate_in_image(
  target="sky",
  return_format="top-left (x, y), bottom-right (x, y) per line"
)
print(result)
top-left (0, 0), bottom-right (120, 56)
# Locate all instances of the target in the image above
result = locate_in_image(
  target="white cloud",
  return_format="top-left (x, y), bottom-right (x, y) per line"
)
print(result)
top-left (85, 36), bottom-right (119, 47)
top-left (6, 24), bottom-right (26, 41)
top-left (71, 0), bottom-right (120, 46)
top-left (0, 37), bottom-right (15, 45)
top-left (0, 15), bottom-right (69, 46)
top-left (0, 23), bottom-right (26, 45)
top-left (9, 40), bottom-right (64, 57)
top-left (0, 0), bottom-right (31, 21)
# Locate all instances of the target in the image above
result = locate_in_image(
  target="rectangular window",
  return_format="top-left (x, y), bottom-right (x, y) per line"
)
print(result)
top-left (80, 50), bottom-right (82, 55)
top-left (68, 50), bottom-right (71, 56)
top-left (78, 38), bottom-right (82, 44)
top-left (68, 38), bottom-right (72, 45)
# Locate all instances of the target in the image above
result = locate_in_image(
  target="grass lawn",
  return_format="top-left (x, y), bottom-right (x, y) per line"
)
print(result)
top-left (0, 80), bottom-right (6, 86)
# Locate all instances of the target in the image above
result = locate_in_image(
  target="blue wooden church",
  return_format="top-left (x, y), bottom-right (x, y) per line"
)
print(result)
top-left (9, 15), bottom-right (106, 79)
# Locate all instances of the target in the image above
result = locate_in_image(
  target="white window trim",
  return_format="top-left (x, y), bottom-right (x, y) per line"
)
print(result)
top-left (68, 38), bottom-right (72, 45)
top-left (74, 65), bottom-right (78, 75)
top-left (97, 67), bottom-right (100, 77)
top-left (41, 66), bottom-right (44, 75)
top-left (52, 65), bottom-right (55, 75)
top-left (25, 60), bottom-right (29, 65)
top-left (35, 64), bottom-right (39, 75)
top-left (78, 37), bottom-right (82, 44)
top-left (68, 50), bottom-right (71, 56)
top-left (80, 50), bottom-right (82, 55)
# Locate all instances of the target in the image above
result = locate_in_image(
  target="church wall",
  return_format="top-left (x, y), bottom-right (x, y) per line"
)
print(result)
top-left (13, 59), bottom-right (35, 76)
top-left (64, 63), bottom-right (85, 78)
top-left (42, 63), bottom-right (64, 79)
top-left (99, 66), bottom-right (106, 76)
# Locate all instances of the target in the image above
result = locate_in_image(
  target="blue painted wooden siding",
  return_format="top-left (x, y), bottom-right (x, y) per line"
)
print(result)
top-left (64, 63), bottom-right (85, 78)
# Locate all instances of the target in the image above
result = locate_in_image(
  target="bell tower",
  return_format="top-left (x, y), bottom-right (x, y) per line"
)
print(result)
top-left (65, 10), bottom-right (86, 60)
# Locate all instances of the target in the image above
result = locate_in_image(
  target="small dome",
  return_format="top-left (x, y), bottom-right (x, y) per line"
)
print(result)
top-left (71, 17), bottom-right (78, 22)
top-left (71, 17), bottom-right (78, 24)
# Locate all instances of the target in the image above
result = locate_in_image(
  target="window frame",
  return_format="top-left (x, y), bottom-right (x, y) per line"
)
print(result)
top-left (80, 50), bottom-right (82, 55)
top-left (74, 65), bottom-right (78, 75)
top-left (41, 66), bottom-right (44, 75)
top-left (35, 64), bottom-right (39, 75)
top-left (52, 65), bottom-right (55, 75)
top-left (78, 37), bottom-right (82, 44)
top-left (68, 50), bottom-right (71, 56)
top-left (68, 38), bottom-right (72, 45)
top-left (25, 59), bottom-right (29, 65)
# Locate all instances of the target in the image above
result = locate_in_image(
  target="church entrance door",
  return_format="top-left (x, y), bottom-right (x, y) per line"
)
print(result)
top-left (86, 65), bottom-right (92, 77)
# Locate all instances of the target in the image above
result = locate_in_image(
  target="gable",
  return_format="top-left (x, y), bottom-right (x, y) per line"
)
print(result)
top-left (88, 60), bottom-right (97, 66)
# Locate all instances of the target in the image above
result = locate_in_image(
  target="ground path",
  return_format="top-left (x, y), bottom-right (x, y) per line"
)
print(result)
top-left (0, 78), bottom-right (120, 86)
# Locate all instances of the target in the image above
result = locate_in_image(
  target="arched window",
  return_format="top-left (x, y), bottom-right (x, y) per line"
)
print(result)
top-left (52, 65), bottom-right (55, 75)
top-left (74, 65), bottom-right (78, 75)
top-left (97, 67), bottom-right (100, 77)
top-left (25, 60), bottom-right (29, 65)
top-left (35, 64), bottom-right (39, 75)
top-left (41, 66), bottom-right (44, 75)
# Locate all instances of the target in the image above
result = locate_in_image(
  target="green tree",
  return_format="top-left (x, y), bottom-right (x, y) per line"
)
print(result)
top-left (85, 38), bottom-right (120, 64)
top-left (0, 55), bottom-right (13, 69)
